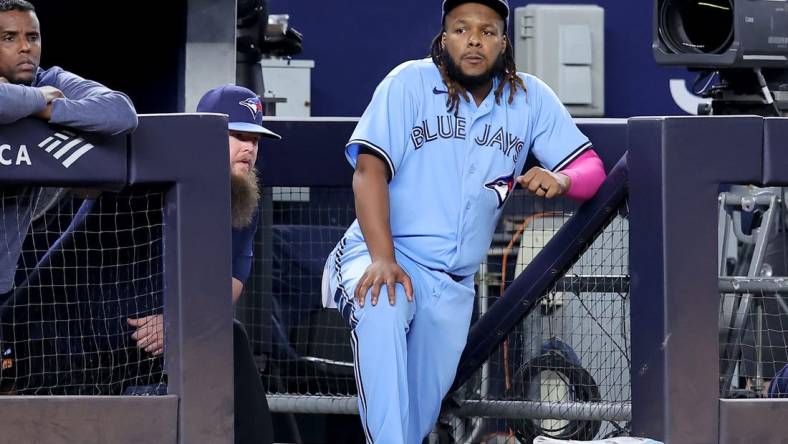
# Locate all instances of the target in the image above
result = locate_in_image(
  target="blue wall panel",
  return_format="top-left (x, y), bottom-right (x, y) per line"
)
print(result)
top-left (268, 0), bottom-right (692, 117)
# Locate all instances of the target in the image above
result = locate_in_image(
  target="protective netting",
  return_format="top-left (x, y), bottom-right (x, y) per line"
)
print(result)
top-left (0, 187), bottom-right (165, 395)
top-left (245, 187), bottom-right (356, 397)
top-left (718, 186), bottom-right (788, 400)
top-left (447, 194), bottom-right (630, 442)
top-left (245, 186), bottom-right (632, 441)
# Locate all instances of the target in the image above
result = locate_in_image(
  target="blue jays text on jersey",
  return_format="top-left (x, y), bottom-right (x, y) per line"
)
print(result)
top-left (342, 58), bottom-right (591, 280)
top-left (410, 115), bottom-right (525, 163)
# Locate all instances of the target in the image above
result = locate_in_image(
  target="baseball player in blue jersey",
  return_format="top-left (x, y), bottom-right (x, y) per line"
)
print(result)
top-left (322, 1), bottom-right (606, 442)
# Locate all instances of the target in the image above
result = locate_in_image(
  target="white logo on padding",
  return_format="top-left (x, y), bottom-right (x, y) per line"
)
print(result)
top-left (37, 131), bottom-right (95, 168)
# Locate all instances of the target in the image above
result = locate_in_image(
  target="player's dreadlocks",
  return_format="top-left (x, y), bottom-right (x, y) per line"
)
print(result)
top-left (430, 30), bottom-right (526, 116)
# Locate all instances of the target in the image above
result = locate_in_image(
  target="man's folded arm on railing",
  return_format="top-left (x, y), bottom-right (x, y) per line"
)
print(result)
top-left (0, 67), bottom-right (138, 136)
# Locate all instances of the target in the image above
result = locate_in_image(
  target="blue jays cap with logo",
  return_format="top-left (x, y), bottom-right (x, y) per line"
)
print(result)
top-left (442, 0), bottom-right (509, 29)
top-left (196, 84), bottom-right (281, 140)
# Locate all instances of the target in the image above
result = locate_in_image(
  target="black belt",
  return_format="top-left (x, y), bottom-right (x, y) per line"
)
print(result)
top-left (429, 268), bottom-right (470, 283)
top-left (449, 272), bottom-right (469, 282)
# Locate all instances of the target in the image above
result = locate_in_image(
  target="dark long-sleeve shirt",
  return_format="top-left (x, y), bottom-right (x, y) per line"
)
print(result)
top-left (1, 66), bottom-right (138, 293)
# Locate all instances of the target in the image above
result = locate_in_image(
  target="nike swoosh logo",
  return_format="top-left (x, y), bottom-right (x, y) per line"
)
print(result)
top-left (433, 87), bottom-right (448, 95)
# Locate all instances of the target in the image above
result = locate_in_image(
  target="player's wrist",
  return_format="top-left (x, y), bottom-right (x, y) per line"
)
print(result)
top-left (556, 172), bottom-right (572, 192)
top-left (367, 239), bottom-right (396, 263)
top-left (370, 253), bottom-right (396, 263)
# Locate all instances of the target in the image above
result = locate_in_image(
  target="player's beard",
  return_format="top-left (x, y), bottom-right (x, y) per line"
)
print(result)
top-left (230, 167), bottom-right (260, 229)
top-left (440, 49), bottom-right (505, 91)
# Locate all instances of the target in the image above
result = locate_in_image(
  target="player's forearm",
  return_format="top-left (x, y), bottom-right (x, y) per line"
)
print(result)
top-left (42, 67), bottom-right (138, 135)
top-left (49, 93), bottom-right (138, 136)
top-left (559, 149), bottom-right (606, 201)
top-left (0, 83), bottom-right (47, 124)
top-left (353, 162), bottom-right (396, 262)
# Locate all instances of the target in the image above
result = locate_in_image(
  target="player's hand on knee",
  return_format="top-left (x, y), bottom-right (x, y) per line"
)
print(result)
top-left (128, 314), bottom-right (165, 356)
top-left (516, 167), bottom-right (571, 199)
top-left (355, 259), bottom-right (414, 307)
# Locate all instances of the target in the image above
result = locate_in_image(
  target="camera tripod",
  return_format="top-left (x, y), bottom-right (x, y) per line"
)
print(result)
top-left (696, 68), bottom-right (788, 117)
top-left (718, 185), bottom-right (788, 397)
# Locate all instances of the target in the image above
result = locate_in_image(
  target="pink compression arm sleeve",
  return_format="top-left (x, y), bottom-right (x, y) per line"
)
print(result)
top-left (559, 149), bottom-right (606, 202)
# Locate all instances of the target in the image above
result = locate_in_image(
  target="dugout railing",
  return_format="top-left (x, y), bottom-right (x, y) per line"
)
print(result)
top-left (4, 115), bottom-right (788, 443)
top-left (629, 116), bottom-right (788, 444)
top-left (256, 117), bottom-right (788, 443)
top-left (0, 115), bottom-right (235, 443)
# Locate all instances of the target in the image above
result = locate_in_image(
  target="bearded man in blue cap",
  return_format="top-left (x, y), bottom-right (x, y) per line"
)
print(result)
top-left (128, 84), bottom-right (280, 444)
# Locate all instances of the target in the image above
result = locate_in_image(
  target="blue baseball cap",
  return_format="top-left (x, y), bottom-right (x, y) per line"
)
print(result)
top-left (196, 84), bottom-right (281, 140)
top-left (442, 0), bottom-right (509, 29)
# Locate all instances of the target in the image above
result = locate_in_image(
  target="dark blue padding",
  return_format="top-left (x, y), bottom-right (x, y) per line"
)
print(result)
top-left (522, 120), bottom-right (628, 174)
top-left (763, 118), bottom-right (788, 186)
top-left (627, 116), bottom-right (764, 443)
top-left (259, 120), bottom-right (356, 187)
top-left (1, 114), bottom-right (235, 442)
top-left (576, 120), bottom-right (628, 172)
top-left (451, 153), bottom-right (629, 393)
top-left (129, 114), bottom-right (235, 443)
top-left (0, 118), bottom-right (126, 186)
top-left (258, 120), bottom-right (629, 187)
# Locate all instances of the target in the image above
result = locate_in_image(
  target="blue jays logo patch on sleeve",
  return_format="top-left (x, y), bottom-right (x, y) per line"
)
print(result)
top-left (484, 171), bottom-right (516, 209)
top-left (239, 97), bottom-right (263, 119)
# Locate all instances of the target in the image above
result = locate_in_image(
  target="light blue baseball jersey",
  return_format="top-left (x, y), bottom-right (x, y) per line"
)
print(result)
top-left (344, 58), bottom-right (591, 278)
